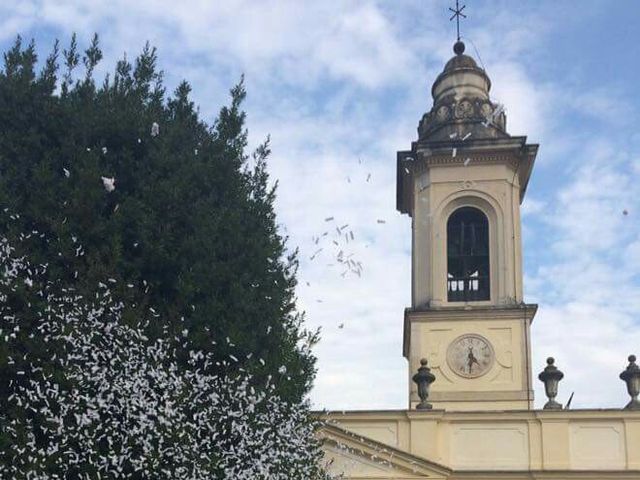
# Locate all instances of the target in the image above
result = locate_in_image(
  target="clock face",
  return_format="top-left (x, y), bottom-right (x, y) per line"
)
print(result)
top-left (447, 334), bottom-right (494, 378)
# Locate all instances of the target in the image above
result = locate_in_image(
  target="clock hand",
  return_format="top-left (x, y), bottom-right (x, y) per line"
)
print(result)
top-left (467, 347), bottom-right (479, 372)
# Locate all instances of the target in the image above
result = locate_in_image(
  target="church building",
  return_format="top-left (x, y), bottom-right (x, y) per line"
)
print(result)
top-left (319, 25), bottom-right (640, 480)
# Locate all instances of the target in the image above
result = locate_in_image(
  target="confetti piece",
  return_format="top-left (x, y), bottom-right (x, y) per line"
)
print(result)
top-left (63, 168), bottom-right (70, 178)
top-left (339, 224), bottom-right (349, 230)
top-left (377, 219), bottom-right (386, 224)
top-left (449, 132), bottom-right (458, 139)
top-left (452, 148), bottom-right (457, 158)
top-left (349, 231), bottom-right (354, 240)
top-left (462, 132), bottom-right (472, 141)
top-left (463, 158), bottom-right (471, 166)
top-left (338, 323), bottom-right (344, 329)
top-left (101, 177), bottom-right (115, 192)
top-left (623, 209), bottom-right (629, 216)
top-left (366, 173), bottom-right (371, 182)
top-left (151, 122), bottom-right (160, 137)
top-left (324, 216), bottom-right (334, 222)
top-left (101, 147), bottom-right (108, 154)
top-left (404, 167), bottom-right (410, 174)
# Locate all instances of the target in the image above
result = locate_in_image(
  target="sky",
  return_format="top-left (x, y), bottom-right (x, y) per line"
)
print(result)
top-left (1, 0), bottom-right (640, 411)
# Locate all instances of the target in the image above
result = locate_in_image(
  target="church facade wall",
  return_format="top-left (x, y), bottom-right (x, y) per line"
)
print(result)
top-left (321, 409), bottom-right (640, 477)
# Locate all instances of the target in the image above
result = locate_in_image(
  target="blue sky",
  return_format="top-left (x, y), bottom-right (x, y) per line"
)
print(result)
top-left (2, 0), bottom-right (640, 410)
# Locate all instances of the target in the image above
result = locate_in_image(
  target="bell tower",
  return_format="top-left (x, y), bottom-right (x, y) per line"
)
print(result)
top-left (397, 40), bottom-right (539, 411)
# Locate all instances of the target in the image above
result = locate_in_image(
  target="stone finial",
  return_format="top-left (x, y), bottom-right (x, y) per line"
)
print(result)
top-left (412, 358), bottom-right (436, 410)
top-left (538, 357), bottom-right (564, 410)
top-left (620, 355), bottom-right (640, 410)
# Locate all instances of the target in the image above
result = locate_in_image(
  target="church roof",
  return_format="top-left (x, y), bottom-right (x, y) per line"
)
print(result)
top-left (419, 41), bottom-right (504, 143)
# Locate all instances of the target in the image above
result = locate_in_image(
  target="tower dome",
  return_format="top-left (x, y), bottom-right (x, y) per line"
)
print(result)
top-left (418, 41), bottom-right (507, 142)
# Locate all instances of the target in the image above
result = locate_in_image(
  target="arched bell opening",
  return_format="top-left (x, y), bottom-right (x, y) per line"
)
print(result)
top-left (446, 206), bottom-right (490, 302)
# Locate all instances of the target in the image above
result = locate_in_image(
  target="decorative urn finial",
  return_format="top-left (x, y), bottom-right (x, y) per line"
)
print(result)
top-left (538, 357), bottom-right (564, 410)
top-left (620, 355), bottom-right (640, 410)
top-left (412, 358), bottom-right (436, 410)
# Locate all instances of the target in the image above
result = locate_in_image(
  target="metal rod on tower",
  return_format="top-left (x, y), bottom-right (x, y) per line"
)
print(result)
top-left (449, 0), bottom-right (467, 42)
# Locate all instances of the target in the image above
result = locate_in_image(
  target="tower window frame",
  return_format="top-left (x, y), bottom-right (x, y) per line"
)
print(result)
top-left (446, 206), bottom-right (490, 302)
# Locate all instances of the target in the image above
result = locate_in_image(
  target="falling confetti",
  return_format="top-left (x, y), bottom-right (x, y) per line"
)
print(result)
top-left (463, 158), bottom-right (471, 166)
top-left (63, 168), bottom-right (70, 178)
top-left (101, 176), bottom-right (116, 192)
top-left (452, 148), bottom-right (457, 158)
top-left (0, 225), bottom-right (331, 478)
top-left (324, 217), bottom-right (334, 222)
top-left (377, 219), bottom-right (386, 224)
top-left (462, 132), bottom-right (472, 141)
top-left (150, 122), bottom-right (160, 137)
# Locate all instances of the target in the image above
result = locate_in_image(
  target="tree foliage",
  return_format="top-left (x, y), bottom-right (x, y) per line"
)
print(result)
top-left (0, 34), bottom-right (317, 405)
top-left (0, 225), bottom-right (333, 479)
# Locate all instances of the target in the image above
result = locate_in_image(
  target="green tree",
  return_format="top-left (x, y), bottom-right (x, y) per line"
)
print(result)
top-left (0, 34), bottom-right (317, 404)
top-left (0, 225), bottom-right (333, 479)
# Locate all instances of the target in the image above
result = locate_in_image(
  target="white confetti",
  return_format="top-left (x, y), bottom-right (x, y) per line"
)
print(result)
top-left (101, 176), bottom-right (115, 192)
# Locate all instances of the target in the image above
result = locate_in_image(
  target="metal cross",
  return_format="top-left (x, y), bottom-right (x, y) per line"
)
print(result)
top-left (449, 0), bottom-right (467, 42)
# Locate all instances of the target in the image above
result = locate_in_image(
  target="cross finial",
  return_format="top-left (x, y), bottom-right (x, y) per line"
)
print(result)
top-left (449, 0), bottom-right (467, 42)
